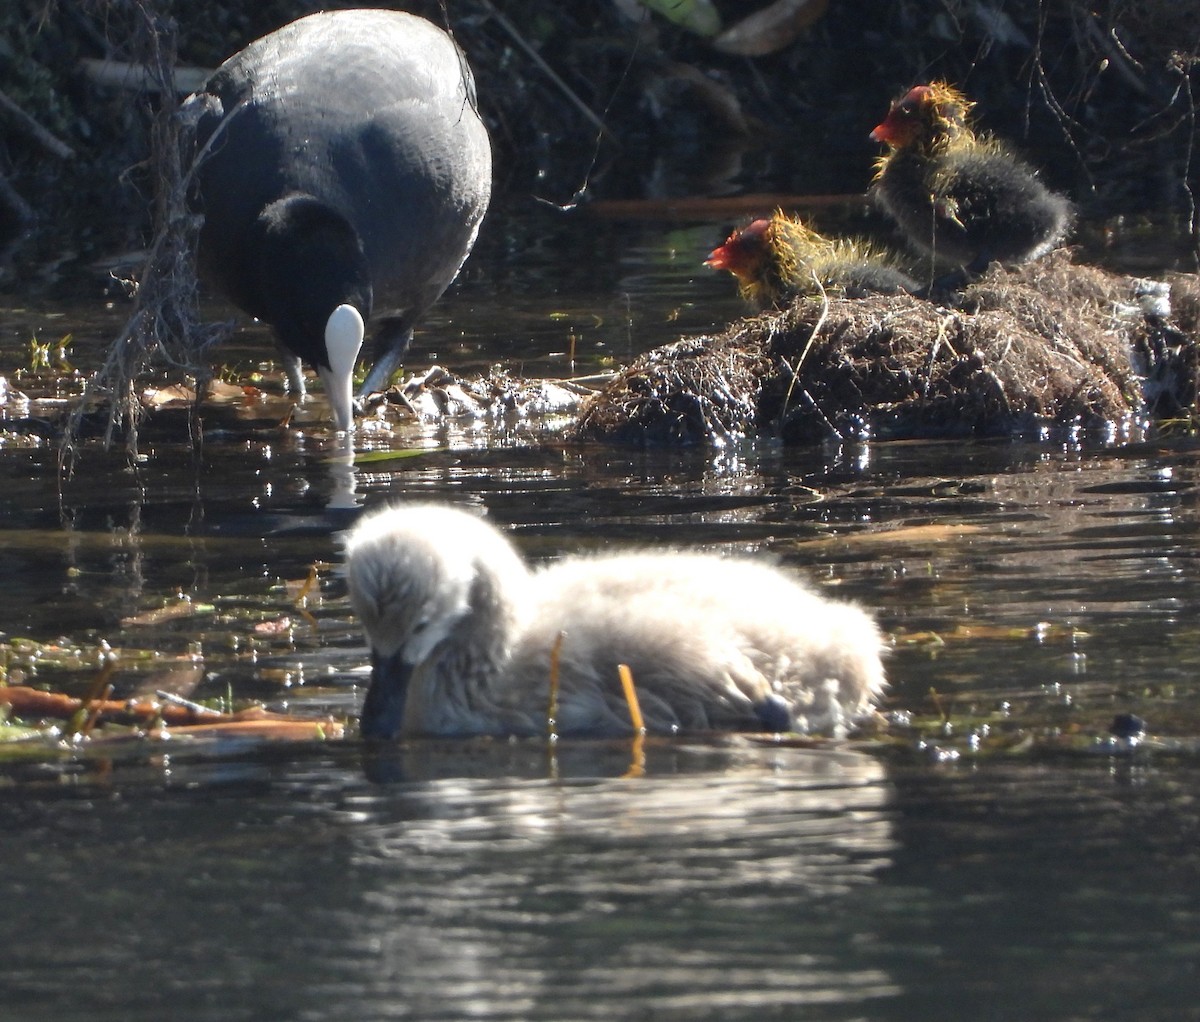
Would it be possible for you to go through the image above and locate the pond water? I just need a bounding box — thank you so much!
[1,201,1200,1020]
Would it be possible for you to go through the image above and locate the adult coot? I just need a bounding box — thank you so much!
[189,9,492,430]
[344,503,887,739]
[869,82,1070,274]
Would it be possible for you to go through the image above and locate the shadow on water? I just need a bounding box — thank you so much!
[1,201,1200,1018]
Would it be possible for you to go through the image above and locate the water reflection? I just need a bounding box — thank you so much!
[3,740,1199,1021]
[0,741,898,1022]
[327,745,895,1020]
[2,207,1200,1021]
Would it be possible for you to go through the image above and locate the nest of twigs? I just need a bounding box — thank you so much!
[571,251,1191,446]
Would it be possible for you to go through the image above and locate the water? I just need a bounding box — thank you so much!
[1,202,1200,1019]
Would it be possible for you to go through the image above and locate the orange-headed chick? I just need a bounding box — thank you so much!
[870,82,1071,272]
[706,212,917,308]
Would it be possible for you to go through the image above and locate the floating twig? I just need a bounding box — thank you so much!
[0,684,330,732]
[155,689,220,716]
[79,683,116,738]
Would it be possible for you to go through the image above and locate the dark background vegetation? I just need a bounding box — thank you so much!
[2,0,1199,275]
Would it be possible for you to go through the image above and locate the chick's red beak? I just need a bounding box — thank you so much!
[870,113,904,145]
[704,241,736,271]
[705,219,771,279]
[869,121,890,143]
[871,85,931,145]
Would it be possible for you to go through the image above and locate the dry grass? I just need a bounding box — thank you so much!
[60,3,229,472]
[572,252,1179,445]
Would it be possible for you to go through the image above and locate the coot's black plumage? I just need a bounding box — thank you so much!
[869,82,1070,275]
[189,9,492,429]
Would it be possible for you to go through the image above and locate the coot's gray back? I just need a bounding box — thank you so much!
[194,9,491,325]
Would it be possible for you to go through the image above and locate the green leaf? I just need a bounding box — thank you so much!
[637,0,722,37]
[352,448,441,465]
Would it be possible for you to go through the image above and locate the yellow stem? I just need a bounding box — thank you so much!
[617,663,645,733]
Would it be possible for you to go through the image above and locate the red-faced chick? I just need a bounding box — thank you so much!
[870,82,1071,277]
[705,212,917,309]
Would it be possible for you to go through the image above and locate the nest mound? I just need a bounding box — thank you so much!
[571,252,1183,446]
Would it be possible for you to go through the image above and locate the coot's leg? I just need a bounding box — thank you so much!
[280,348,307,398]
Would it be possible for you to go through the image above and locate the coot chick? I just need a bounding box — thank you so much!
[870,82,1070,274]
[706,212,917,308]
[345,503,887,740]
[189,9,492,430]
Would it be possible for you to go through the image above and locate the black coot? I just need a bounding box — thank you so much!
[188,9,492,429]
[869,82,1070,275]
